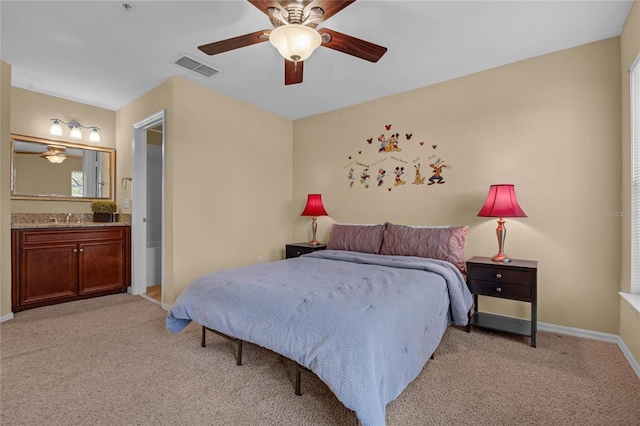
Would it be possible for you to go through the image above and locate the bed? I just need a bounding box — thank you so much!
[167,223,473,426]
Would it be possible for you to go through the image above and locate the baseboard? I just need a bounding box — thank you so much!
[539,321,640,379]
[538,322,619,343]
[1,312,14,323]
[618,336,640,379]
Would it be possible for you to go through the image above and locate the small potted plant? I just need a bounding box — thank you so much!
[91,200,118,222]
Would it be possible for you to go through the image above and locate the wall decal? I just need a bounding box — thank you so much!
[344,124,454,191]
[347,168,356,187]
[378,133,402,153]
[376,169,388,187]
[412,163,426,185]
[360,168,371,188]
[428,158,447,185]
[393,167,407,186]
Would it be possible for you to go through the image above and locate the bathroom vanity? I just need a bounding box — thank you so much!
[11,224,130,312]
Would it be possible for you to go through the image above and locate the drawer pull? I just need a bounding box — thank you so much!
[296,251,301,255]
[496,273,502,279]
[496,287,502,293]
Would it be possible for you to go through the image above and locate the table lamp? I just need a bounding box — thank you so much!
[300,194,328,246]
[478,184,527,263]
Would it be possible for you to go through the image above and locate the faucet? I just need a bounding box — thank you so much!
[65,213,72,223]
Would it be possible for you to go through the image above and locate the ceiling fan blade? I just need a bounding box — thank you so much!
[306,0,356,21]
[248,0,284,16]
[285,60,304,85]
[319,28,387,62]
[198,30,270,56]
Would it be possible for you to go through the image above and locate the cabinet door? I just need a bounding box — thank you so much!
[19,243,77,305]
[78,240,125,295]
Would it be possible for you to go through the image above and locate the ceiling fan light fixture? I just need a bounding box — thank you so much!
[269,24,322,62]
[41,145,67,164]
[46,153,66,164]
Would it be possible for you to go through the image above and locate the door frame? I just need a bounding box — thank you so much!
[131,110,166,308]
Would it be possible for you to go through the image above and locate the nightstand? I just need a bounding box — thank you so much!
[285,242,327,259]
[465,256,538,347]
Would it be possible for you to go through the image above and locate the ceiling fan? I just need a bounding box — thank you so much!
[39,146,67,164]
[197,0,387,85]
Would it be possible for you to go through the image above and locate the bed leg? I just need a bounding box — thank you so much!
[201,326,244,366]
[295,364,302,396]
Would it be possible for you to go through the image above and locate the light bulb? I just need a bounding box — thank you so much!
[70,125,82,140]
[50,120,63,136]
[89,128,101,143]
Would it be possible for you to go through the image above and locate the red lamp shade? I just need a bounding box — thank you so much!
[301,194,328,217]
[478,184,527,218]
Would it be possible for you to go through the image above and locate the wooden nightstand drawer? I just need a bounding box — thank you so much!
[468,266,532,286]
[467,280,532,302]
[285,243,327,259]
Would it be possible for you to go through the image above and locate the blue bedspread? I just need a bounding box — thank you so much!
[167,250,473,426]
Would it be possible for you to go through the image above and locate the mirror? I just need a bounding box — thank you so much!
[11,134,115,201]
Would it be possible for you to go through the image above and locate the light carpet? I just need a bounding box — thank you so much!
[1,294,638,425]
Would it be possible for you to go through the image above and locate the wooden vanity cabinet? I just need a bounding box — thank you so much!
[11,226,131,312]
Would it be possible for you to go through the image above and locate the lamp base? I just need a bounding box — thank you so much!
[491,253,512,263]
[308,238,320,246]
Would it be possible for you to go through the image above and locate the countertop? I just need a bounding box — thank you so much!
[12,221,131,229]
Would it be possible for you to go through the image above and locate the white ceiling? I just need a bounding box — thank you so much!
[0,0,633,120]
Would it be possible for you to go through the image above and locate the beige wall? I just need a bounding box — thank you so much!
[1,61,12,317]
[115,77,293,304]
[620,0,640,365]
[293,38,622,334]
[10,87,116,213]
[169,78,292,300]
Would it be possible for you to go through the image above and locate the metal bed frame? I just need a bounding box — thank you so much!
[201,325,434,396]
[201,325,308,394]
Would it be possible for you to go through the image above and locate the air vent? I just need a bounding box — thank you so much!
[174,55,220,77]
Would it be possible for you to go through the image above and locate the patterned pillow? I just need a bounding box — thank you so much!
[327,224,386,254]
[380,223,469,274]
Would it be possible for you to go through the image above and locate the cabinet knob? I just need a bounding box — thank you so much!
[496,287,502,293]
[79,248,84,252]
[496,273,502,279]
[296,251,301,255]
[73,248,78,252]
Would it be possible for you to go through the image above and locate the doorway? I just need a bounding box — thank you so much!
[131,110,166,308]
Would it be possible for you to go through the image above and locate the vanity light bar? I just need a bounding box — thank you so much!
[50,118,100,143]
